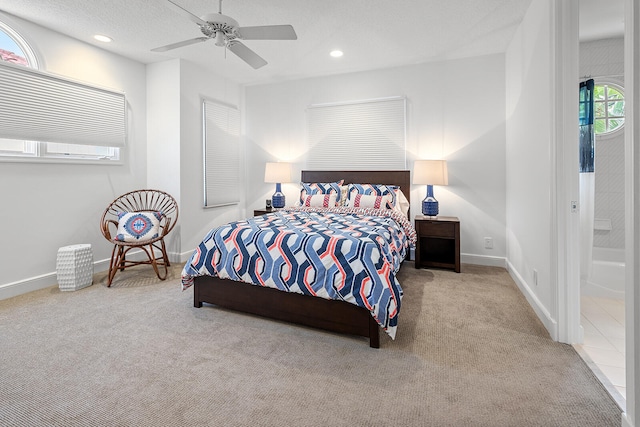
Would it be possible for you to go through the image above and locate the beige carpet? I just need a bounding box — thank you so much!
[0,263,621,426]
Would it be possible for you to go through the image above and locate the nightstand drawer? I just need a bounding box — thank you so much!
[418,221,455,238]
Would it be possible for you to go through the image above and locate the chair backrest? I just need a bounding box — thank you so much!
[101,189,179,240]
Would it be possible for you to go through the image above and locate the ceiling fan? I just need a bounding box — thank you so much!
[152,0,297,69]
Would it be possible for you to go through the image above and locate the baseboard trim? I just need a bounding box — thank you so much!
[178,250,194,263]
[461,253,507,268]
[621,413,633,427]
[0,249,182,301]
[506,260,558,340]
[0,271,59,301]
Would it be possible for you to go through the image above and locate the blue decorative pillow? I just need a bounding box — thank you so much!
[115,211,162,243]
[346,184,399,209]
[298,180,343,207]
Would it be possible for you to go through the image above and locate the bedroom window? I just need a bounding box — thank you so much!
[306,96,407,170]
[202,98,241,208]
[0,21,123,163]
[594,83,624,135]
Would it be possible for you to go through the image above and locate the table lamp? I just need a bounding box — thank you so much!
[413,160,448,216]
[264,162,292,208]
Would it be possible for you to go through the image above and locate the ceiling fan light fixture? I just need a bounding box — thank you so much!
[215,31,226,47]
[330,50,344,58]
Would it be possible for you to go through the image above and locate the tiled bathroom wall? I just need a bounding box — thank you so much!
[579,38,625,250]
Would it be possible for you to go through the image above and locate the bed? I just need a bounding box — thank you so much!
[181,170,414,348]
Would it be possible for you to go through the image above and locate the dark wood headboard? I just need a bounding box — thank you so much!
[301,170,411,205]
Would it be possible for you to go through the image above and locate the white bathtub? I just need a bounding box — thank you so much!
[582,247,625,300]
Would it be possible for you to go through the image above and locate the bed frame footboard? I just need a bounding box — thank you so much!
[193,276,380,348]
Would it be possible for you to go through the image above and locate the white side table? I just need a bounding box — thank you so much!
[57,244,94,291]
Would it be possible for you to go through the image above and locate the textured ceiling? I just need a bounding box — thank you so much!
[0,0,624,86]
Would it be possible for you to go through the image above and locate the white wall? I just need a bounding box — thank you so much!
[0,12,147,298]
[178,60,244,258]
[244,55,507,265]
[505,0,558,335]
[146,58,243,262]
[147,59,182,260]
[147,60,181,202]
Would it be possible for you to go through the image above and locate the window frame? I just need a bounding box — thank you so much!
[593,80,625,138]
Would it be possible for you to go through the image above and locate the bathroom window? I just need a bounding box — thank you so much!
[594,83,624,135]
[0,20,122,163]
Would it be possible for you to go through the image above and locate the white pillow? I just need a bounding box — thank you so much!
[393,189,410,217]
[339,185,349,206]
[301,193,338,208]
[346,193,393,209]
[115,211,162,243]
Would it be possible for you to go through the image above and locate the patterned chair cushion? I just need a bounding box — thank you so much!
[115,211,162,243]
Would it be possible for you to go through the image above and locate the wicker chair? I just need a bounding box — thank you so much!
[100,189,179,287]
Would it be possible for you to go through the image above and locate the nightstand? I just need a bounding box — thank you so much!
[414,215,460,273]
[254,208,276,216]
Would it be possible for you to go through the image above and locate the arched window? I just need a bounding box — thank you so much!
[0,22,38,155]
[0,21,122,163]
[0,20,37,68]
[594,83,625,135]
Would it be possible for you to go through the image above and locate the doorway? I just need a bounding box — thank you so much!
[574,0,627,410]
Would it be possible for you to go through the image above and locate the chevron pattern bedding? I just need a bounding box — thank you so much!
[181,207,416,339]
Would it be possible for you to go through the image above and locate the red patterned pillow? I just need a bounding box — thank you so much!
[298,180,344,207]
[346,183,398,209]
[302,193,337,208]
[346,194,392,209]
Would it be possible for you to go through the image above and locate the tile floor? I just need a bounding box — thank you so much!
[574,296,626,410]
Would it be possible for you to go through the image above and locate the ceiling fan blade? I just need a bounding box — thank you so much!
[151,37,209,52]
[237,25,297,40]
[166,0,208,26]
[227,41,268,69]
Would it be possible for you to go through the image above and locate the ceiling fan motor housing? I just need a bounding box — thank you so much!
[199,13,240,42]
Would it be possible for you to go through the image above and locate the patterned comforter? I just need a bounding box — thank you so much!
[181,207,417,339]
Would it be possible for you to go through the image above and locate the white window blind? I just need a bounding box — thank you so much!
[0,62,126,147]
[306,96,406,170]
[203,98,240,208]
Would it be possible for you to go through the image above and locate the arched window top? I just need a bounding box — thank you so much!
[0,20,38,68]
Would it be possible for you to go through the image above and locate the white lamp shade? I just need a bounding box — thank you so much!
[264,162,292,183]
[413,160,448,185]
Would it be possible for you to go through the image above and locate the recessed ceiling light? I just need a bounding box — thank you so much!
[94,35,112,43]
[330,50,343,58]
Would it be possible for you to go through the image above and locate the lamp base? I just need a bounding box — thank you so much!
[272,183,285,208]
[422,198,439,216]
[422,185,439,216]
